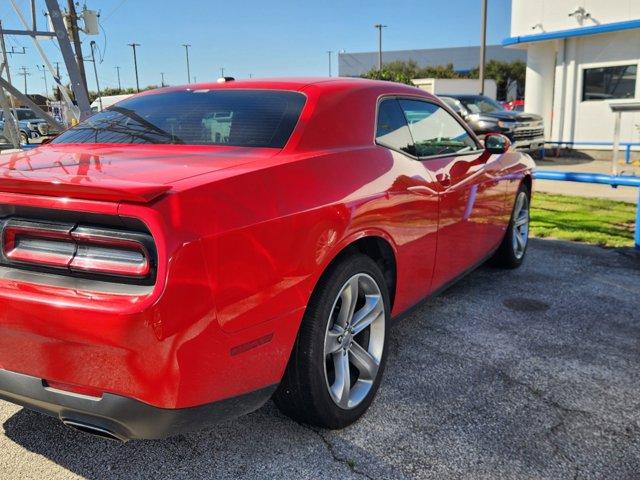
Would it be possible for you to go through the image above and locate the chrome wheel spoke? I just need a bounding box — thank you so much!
[331,351,351,408]
[325,326,344,355]
[336,276,359,328]
[351,294,383,335]
[349,341,379,381]
[515,215,528,227]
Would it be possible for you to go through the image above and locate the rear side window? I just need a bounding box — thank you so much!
[375,99,414,155]
[53,90,306,148]
[398,99,477,157]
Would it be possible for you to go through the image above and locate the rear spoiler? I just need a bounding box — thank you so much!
[0,175,171,203]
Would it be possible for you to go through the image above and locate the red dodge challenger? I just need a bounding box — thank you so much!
[0,78,533,441]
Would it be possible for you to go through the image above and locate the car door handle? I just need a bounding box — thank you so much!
[407,185,438,196]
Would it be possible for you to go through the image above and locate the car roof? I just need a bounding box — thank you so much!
[142,77,431,97]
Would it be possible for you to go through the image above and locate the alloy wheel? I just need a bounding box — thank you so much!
[323,273,385,410]
[512,191,529,259]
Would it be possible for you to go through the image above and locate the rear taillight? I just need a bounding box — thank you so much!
[1,218,156,284]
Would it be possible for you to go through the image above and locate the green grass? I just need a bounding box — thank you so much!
[530,193,636,248]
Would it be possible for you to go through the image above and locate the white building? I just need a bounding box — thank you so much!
[506,1,640,157]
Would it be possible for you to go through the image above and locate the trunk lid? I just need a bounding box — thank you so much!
[0,144,278,203]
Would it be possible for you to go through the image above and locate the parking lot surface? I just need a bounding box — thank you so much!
[1,238,639,479]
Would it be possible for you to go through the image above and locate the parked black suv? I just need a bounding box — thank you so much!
[440,94,545,154]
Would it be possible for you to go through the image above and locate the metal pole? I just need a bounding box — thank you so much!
[220,67,224,78]
[636,188,640,251]
[54,61,61,100]
[90,41,102,111]
[30,0,37,31]
[611,111,621,176]
[161,72,165,87]
[479,0,488,95]
[182,44,191,84]
[374,24,387,71]
[0,21,17,108]
[327,50,332,77]
[39,65,49,98]
[128,43,140,92]
[44,0,92,119]
[19,66,29,94]
[0,20,19,148]
[115,66,122,90]
[67,0,88,93]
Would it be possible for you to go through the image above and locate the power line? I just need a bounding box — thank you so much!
[102,0,129,23]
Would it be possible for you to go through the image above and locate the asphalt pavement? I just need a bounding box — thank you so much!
[1,238,639,479]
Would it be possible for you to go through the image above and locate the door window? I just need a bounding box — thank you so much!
[375,98,414,156]
[399,99,477,157]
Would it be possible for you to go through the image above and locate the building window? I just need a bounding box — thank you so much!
[582,65,637,101]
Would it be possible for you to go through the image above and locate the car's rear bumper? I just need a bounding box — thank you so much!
[0,368,276,441]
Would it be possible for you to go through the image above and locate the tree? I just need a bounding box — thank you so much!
[362,59,526,100]
[87,86,160,103]
[469,60,526,99]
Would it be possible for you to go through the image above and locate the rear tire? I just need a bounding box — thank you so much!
[273,253,390,429]
[492,183,531,269]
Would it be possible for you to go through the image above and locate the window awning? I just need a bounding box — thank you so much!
[503,19,640,46]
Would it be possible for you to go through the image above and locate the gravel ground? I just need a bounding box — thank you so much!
[1,238,639,479]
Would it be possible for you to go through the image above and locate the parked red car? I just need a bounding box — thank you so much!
[503,99,525,111]
[0,78,534,441]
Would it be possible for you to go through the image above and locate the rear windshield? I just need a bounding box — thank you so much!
[53,89,306,148]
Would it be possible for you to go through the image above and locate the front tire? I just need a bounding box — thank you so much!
[274,254,390,429]
[492,183,531,269]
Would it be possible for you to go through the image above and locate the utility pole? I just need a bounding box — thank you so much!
[374,24,387,72]
[0,19,19,147]
[327,51,332,77]
[160,72,166,87]
[67,0,88,94]
[182,44,191,84]
[220,67,224,78]
[114,66,122,90]
[18,66,30,94]
[90,41,102,110]
[54,61,61,100]
[0,20,16,103]
[37,64,49,98]
[128,43,141,92]
[479,0,488,95]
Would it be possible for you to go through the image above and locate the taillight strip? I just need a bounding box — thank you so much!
[0,218,156,284]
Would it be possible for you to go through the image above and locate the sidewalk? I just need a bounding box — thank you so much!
[534,156,640,203]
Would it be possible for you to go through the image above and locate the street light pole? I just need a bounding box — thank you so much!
[479,0,488,95]
[182,44,191,83]
[114,66,122,90]
[128,43,141,92]
[327,50,332,77]
[374,24,387,72]
[90,41,102,111]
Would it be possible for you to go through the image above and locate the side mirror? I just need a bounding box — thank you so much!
[484,133,511,154]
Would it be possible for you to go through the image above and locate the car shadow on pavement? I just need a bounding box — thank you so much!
[2,396,399,479]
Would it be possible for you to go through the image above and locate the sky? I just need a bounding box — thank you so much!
[0,0,512,95]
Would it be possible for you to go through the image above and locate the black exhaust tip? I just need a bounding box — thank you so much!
[62,419,128,442]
